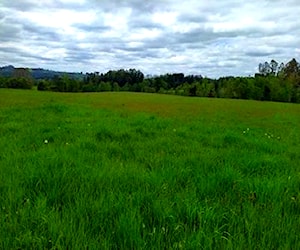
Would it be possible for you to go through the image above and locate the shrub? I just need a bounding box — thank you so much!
[6,77,33,89]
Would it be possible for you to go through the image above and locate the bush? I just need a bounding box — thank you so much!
[6,77,33,89]
[37,80,50,91]
[82,84,97,92]
[0,77,8,88]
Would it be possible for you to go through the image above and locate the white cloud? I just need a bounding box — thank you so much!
[128,28,162,41]
[20,9,96,30]
[152,11,178,27]
[0,0,299,78]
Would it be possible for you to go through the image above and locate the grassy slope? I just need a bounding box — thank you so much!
[0,89,300,249]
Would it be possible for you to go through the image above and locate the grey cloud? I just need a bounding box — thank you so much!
[0,0,299,78]
[65,50,95,62]
[63,42,118,64]
[128,17,163,30]
[73,23,110,32]
[114,45,145,53]
[90,0,171,13]
[133,27,231,55]
[177,13,208,24]
[0,11,5,20]
[22,23,62,42]
[24,53,56,62]
[0,0,37,11]
[0,12,61,45]
[245,50,281,57]
[118,48,166,60]
[1,0,86,12]
[176,28,222,44]
[0,46,23,55]
[52,1,90,10]
[0,45,55,63]
[0,22,22,43]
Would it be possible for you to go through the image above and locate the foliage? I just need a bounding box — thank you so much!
[5,77,33,89]
[0,68,34,89]
[1,58,300,103]
[0,76,8,88]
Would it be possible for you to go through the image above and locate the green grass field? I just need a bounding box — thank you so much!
[1,89,300,249]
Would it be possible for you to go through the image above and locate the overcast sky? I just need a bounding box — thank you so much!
[0,0,299,78]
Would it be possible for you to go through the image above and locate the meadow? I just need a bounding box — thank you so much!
[0,89,300,249]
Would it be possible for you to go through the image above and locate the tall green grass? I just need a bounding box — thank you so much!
[0,89,300,249]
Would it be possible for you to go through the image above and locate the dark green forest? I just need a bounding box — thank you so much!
[1,58,300,103]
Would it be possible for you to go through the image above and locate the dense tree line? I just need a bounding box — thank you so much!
[1,58,299,103]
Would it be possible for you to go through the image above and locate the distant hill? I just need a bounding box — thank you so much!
[0,65,85,80]
[0,65,15,77]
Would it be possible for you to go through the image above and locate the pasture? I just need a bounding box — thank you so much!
[0,89,300,249]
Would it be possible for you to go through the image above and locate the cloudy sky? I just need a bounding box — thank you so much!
[0,0,299,78]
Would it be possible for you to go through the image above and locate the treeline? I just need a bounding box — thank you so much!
[1,58,299,103]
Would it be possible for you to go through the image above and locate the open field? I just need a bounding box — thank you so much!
[1,89,300,249]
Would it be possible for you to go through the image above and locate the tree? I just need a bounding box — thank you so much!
[270,59,278,75]
[282,58,300,79]
[98,81,111,92]
[6,77,33,89]
[281,58,300,102]
[258,61,272,76]
[37,79,50,91]
[152,77,167,92]
[112,82,120,92]
[258,60,282,76]
[13,68,32,79]
[0,77,7,88]
[277,62,285,77]
[9,68,34,89]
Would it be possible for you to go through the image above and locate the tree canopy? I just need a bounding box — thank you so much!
[1,58,300,103]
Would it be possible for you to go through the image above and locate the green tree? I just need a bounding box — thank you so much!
[259,62,271,76]
[195,79,215,97]
[6,77,33,89]
[6,68,34,89]
[152,78,167,92]
[281,58,300,102]
[98,81,112,92]
[0,77,7,88]
[37,80,50,91]
[112,82,120,92]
